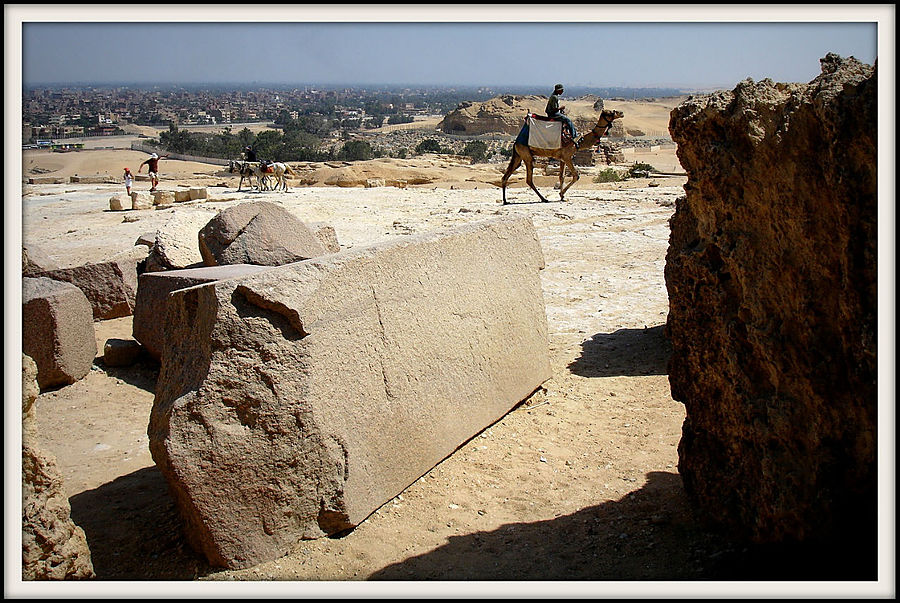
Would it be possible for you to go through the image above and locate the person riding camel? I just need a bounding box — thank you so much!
[546,83,577,141]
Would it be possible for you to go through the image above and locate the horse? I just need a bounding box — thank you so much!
[260,162,297,192]
[500,109,624,204]
[228,160,265,192]
[229,160,297,192]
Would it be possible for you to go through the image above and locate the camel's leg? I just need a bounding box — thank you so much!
[559,158,579,201]
[558,161,566,199]
[524,157,549,203]
[500,152,523,205]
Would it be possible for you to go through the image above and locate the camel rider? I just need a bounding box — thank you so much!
[546,83,577,140]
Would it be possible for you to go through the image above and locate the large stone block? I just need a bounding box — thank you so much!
[665,54,877,546]
[109,194,129,211]
[149,216,551,568]
[198,201,327,267]
[151,190,176,206]
[131,192,153,210]
[35,247,147,320]
[22,278,97,390]
[189,187,208,200]
[133,264,274,360]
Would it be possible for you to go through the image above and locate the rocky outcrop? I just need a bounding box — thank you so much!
[438,94,613,138]
[148,216,551,569]
[439,95,543,135]
[198,202,328,267]
[665,54,877,545]
[22,278,97,390]
[22,354,95,580]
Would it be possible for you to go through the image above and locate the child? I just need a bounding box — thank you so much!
[124,167,133,195]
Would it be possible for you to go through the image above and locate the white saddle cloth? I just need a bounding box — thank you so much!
[527,117,562,149]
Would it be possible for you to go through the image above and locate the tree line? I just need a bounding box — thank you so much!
[157,117,503,164]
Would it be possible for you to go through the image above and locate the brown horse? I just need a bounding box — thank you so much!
[500,109,624,204]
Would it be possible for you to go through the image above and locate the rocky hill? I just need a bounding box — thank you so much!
[438,94,672,139]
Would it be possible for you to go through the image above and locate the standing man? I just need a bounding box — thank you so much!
[546,83,577,140]
[138,152,169,192]
[244,146,257,162]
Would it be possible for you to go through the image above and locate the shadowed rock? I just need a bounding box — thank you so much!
[149,215,551,569]
[34,247,148,320]
[665,54,877,546]
[22,277,97,390]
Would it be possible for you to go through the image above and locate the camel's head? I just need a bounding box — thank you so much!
[600,109,625,123]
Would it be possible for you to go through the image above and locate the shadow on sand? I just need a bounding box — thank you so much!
[568,324,672,378]
[369,470,877,582]
[68,466,212,580]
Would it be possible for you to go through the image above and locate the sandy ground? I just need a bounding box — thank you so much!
[15,111,866,597]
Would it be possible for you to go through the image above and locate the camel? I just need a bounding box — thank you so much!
[500,109,624,205]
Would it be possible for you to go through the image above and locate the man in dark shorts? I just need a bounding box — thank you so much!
[138,152,169,191]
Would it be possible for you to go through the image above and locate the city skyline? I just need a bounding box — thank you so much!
[9,7,886,91]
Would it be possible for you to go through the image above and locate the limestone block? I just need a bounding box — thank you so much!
[198,201,327,267]
[70,175,113,184]
[666,54,877,545]
[22,278,97,390]
[189,187,208,200]
[133,264,273,360]
[174,190,193,203]
[152,190,176,206]
[109,194,129,211]
[149,216,551,568]
[365,178,386,188]
[131,192,153,210]
[22,354,95,579]
[22,244,59,276]
[144,211,217,273]
[135,232,156,248]
[35,248,146,319]
[393,179,408,189]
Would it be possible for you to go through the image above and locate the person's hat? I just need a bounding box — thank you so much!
[124,167,130,171]
[554,83,564,92]
[150,153,158,159]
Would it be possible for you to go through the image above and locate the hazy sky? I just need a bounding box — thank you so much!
[10,6,887,90]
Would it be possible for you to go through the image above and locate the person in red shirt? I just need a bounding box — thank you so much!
[138,152,169,191]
